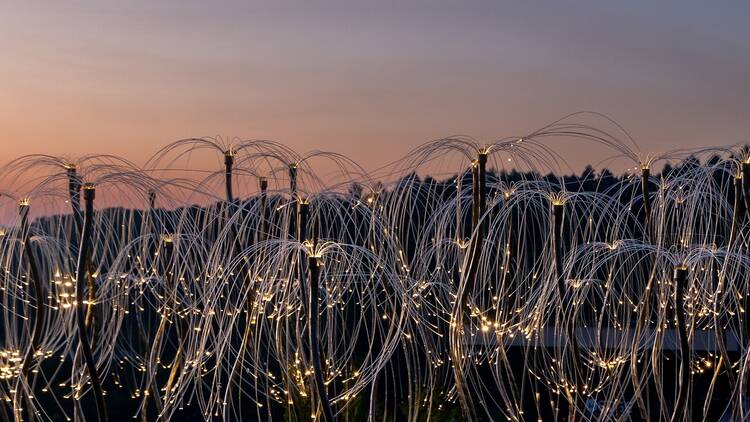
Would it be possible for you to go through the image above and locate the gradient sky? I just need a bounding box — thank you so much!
[2,1,749,176]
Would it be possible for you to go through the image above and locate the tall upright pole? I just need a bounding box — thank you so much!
[75,184,107,422]
[289,164,298,238]
[552,201,565,295]
[671,266,690,422]
[641,165,652,239]
[742,162,750,222]
[289,164,298,201]
[298,200,334,421]
[552,199,579,421]
[224,150,234,203]
[477,150,487,231]
[307,255,334,422]
[297,199,309,242]
[67,166,83,236]
[259,177,268,242]
[471,161,480,230]
[16,200,45,421]
[147,190,158,263]
[465,151,487,299]
[730,176,744,246]
[147,190,156,210]
[454,152,488,420]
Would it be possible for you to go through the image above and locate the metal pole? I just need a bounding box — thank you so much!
[224,150,234,203]
[671,266,690,422]
[75,184,107,422]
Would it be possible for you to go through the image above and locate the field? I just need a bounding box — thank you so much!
[1,114,748,421]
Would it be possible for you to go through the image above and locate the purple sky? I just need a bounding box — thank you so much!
[2,1,749,178]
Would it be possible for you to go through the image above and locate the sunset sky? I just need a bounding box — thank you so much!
[2,1,749,177]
